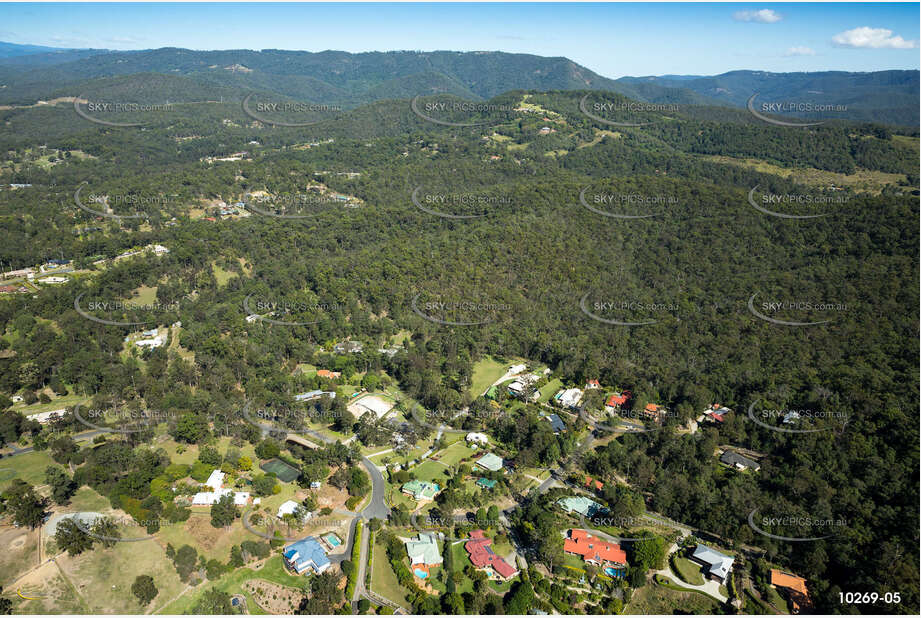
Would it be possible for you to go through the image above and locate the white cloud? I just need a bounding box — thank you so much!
[784,46,816,57]
[733,9,782,24]
[831,27,916,49]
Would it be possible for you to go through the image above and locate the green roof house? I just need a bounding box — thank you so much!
[476,478,498,489]
[404,533,443,567]
[558,496,606,517]
[476,453,504,473]
[401,480,441,501]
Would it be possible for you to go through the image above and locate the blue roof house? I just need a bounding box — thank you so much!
[283,536,331,575]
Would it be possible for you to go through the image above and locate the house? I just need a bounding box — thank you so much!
[36,276,68,284]
[191,488,250,506]
[545,414,566,434]
[642,403,667,422]
[690,544,734,585]
[558,496,606,518]
[476,453,504,473]
[538,127,552,134]
[605,391,632,412]
[464,530,519,580]
[783,411,801,424]
[466,432,489,446]
[508,363,527,374]
[584,476,604,491]
[283,536,331,575]
[564,529,627,569]
[245,314,260,323]
[277,500,300,519]
[0,285,27,294]
[294,390,335,402]
[720,450,761,471]
[770,569,812,613]
[206,469,225,490]
[555,388,583,409]
[134,335,165,349]
[10,395,23,403]
[310,481,322,489]
[702,404,731,423]
[316,369,341,379]
[404,533,443,567]
[26,409,66,424]
[585,379,600,389]
[1,267,35,280]
[401,480,440,501]
[476,478,498,490]
[333,340,363,354]
[508,374,540,400]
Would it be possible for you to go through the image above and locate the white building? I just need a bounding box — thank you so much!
[206,469,225,491]
[135,335,165,349]
[277,500,300,519]
[466,432,489,446]
[508,363,527,374]
[26,409,66,424]
[191,488,250,506]
[556,388,583,409]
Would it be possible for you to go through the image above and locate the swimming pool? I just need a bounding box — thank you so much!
[414,569,428,579]
[325,533,341,547]
[604,566,624,577]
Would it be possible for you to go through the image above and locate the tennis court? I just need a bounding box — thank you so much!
[260,458,301,483]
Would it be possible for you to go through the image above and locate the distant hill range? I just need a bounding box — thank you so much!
[0,41,916,126]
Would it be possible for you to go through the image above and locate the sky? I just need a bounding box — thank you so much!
[0,2,918,77]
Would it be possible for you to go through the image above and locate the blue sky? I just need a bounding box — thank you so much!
[1,2,917,77]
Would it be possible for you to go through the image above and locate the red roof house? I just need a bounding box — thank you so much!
[465,530,519,580]
[564,529,627,566]
[605,391,632,409]
[585,476,604,491]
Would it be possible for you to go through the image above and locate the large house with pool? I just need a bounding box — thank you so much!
[564,529,627,576]
[283,536,331,575]
[404,532,443,580]
[464,529,519,581]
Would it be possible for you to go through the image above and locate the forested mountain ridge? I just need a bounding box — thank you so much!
[0,44,916,125]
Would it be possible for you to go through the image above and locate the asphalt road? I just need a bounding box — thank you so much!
[2,429,108,457]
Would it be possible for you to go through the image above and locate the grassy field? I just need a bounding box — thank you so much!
[538,378,563,403]
[627,576,720,614]
[434,441,477,467]
[701,154,908,194]
[155,511,253,563]
[11,562,88,615]
[469,356,511,397]
[56,532,187,614]
[66,486,112,512]
[212,262,238,287]
[410,460,452,484]
[671,554,705,585]
[1,449,56,489]
[9,392,88,416]
[370,536,410,608]
[0,526,39,588]
[126,284,158,306]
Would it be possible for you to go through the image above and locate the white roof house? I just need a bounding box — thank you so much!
[508,364,527,374]
[206,469,225,491]
[277,500,300,519]
[466,432,489,445]
[135,335,165,348]
[557,388,583,409]
[191,488,250,506]
[27,409,66,424]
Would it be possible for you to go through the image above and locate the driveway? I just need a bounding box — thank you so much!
[653,542,728,604]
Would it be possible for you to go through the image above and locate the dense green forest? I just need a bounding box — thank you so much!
[0,84,918,614]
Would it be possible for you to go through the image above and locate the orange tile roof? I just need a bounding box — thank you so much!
[585,476,604,490]
[770,570,809,596]
[564,529,626,565]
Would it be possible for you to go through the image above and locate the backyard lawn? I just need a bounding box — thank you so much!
[671,554,705,585]
[1,449,56,489]
[469,356,511,397]
[370,537,410,608]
